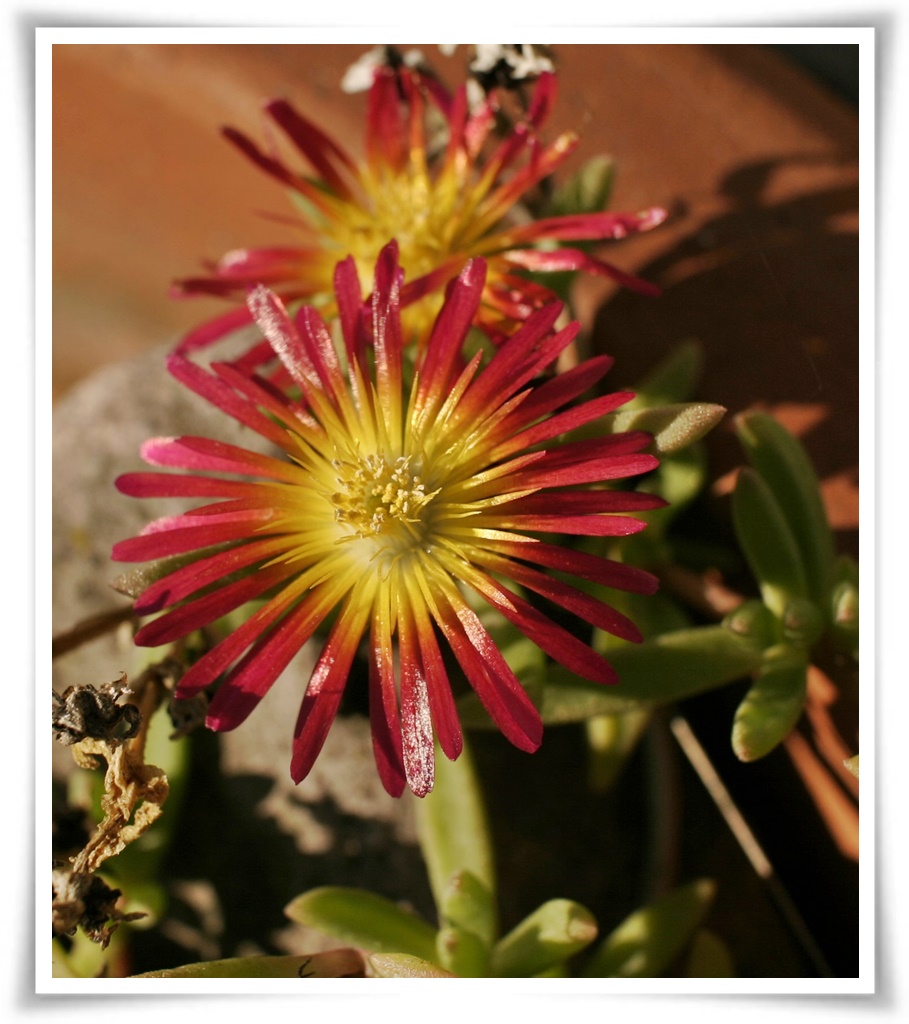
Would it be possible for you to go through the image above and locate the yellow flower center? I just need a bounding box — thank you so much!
[331,453,438,552]
[322,160,479,337]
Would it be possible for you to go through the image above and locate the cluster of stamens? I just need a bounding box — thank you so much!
[332,453,437,543]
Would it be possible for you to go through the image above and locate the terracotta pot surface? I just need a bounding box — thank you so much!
[52,41,858,528]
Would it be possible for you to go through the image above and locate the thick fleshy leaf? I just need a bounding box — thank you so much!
[367,953,455,978]
[438,870,498,951]
[631,340,705,406]
[686,929,736,978]
[731,644,808,762]
[721,599,781,652]
[285,888,438,962]
[491,899,598,977]
[780,596,825,648]
[547,153,615,218]
[601,402,726,455]
[593,625,764,704]
[131,950,365,979]
[732,467,809,619]
[583,879,716,978]
[508,625,766,724]
[736,411,836,605]
[585,708,653,792]
[830,555,859,658]
[436,925,490,978]
[415,736,497,934]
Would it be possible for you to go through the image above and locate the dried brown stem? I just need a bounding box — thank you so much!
[52,605,137,659]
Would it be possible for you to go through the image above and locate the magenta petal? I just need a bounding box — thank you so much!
[507,490,667,515]
[415,258,486,411]
[408,597,462,762]
[477,554,643,643]
[134,561,295,647]
[265,98,357,199]
[498,207,669,246]
[140,435,301,482]
[133,536,292,614]
[497,513,650,537]
[422,575,542,753]
[290,596,372,785]
[505,246,662,297]
[166,354,291,447]
[469,573,619,685]
[368,592,407,798]
[458,304,568,418]
[506,356,616,426]
[399,655,435,798]
[115,472,249,500]
[488,538,660,595]
[493,391,637,457]
[508,453,659,490]
[176,582,339,698]
[169,304,255,355]
[112,509,274,562]
[368,656,407,799]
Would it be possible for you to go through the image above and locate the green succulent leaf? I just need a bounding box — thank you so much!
[548,154,615,217]
[414,736,497,936]
[367,953,456,978]
[436,924,490,977]
[470,625,764,726]
[722,599,780,651]
[284,887,437,962]
[585,708,653,791]
[686,929,736,978]
[640,444,710,525]
[602,402,726,455]
[732,466,809,618]
[731,644,808,762]
[439,870,497,949]
[491,899,598,977]
[596,625,765,704]
[735,411,836,604]
[830,557,859,658]
[781,596,825,648]
[583,879,716,978]
[632,340,705,406]
[131,950,365,978]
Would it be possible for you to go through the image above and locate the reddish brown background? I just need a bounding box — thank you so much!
[52,42,859,532]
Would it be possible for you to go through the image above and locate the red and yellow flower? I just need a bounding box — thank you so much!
[115,244,664,797]
[175,61,666,349]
